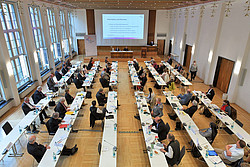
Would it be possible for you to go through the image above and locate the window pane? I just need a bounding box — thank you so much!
[3,4,12,29]
[11,60,18,82]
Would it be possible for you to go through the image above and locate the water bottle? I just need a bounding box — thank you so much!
[35,108,38,114]
[188,123,191,130]
[231,122,234,129]
[151,143,154,149]
[205,149,209,158]
[150,149,153,158]
[53,152,56,161]
[141,108,143,113]
[114,123,117,131]
[19,126,22,134]
[148,126,151,135]
[67,124,70,132]
[113,147,116,158]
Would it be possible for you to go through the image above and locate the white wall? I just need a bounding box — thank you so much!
[74,9,87,34]
[169,0,250,112]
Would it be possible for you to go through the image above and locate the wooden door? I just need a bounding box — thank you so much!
[77,39,85,55]
[214,57,234,93]
[183,45,192,70]
[157,40,165,55]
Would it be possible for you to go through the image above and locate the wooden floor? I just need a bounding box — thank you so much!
[0,55,249,167]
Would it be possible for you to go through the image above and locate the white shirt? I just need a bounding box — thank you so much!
[224,144,244,162]
[164,145,174,158]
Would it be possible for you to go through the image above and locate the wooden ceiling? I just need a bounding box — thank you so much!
[38,0,219,9]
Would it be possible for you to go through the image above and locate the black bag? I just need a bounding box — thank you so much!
[49,101,56,106]
[154,83,161,89]
[86,91,92,98]
[191,146,201,158]
[203,108,212,118]
[175,121,181,130]
[61,145,78,156]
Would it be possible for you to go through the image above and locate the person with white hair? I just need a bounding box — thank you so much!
[32,86,47,104]
[47,112,62,133]
[54,98,70,118]
[27,135,50,163]
[183,100,198,118]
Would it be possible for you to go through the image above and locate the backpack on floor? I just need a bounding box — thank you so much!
[203,108,212,118]
[86,91,92,98]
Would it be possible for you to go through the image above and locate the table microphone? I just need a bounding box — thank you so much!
[141,118,153,126]
[104,140,117,151]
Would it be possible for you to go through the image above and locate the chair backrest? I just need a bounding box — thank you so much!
[235,119,243,127]
[98,142,102,155]
[45,120,54,135]
[31,94,35,104]
[176,146,185,166]
[184,99,191,107]
[210,129,218,145]
[165,123,170,135]
[231,107,237,120]
[2,121,13,135]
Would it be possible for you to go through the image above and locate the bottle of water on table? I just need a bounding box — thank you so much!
[53,152,56,161]
[113,146,116,158]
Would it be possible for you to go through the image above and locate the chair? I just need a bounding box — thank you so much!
[166,123,170,135]
[226,158,243,167]
[45,121,55,135]
[184,99,191,107]
[176,146,185,166]
[98,142,102,155]
[223,119,243,135]
[2,121,13,135]
[31,94,36,104]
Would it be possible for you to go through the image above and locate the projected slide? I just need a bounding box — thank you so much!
[102,14,144,39]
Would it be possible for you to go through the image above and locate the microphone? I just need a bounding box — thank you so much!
[141,117,152,126]
[104,140,117,151]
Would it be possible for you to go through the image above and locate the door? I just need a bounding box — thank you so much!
[168,40,172,55]
[77,39,85,55]
[213,57,234,93]
[183,44,192,70]
[157,39,165,55]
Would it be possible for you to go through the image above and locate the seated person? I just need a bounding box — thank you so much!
[27,135,50,163]
[241,150,250,167]
[221,100,232,117]
[146,88,155,104]
[101,68,110,81]
[177,89,192,105]
[55,68,62,81]
[106,63,112,75]
[123,46,129,51]
[161,69,170,84]
[105,57,109,65]
[47,74,58,92]
[151,98,163,118]
[214,140,246,164]
[47,112,62,134]
[77,70,86,81]
[150,57,155,64]
[183,100,198,118]
[73,75,86,91]
[61,64,69,75]
[96,88,107,106]
[157,63,164,74]
[22,97,49,124]
[87,58,93,70]
[199,122,218,144]
[139,73,147,91]
[138,67,144,77]
[152,61,158,70]
[32,86,46,104]
[66,59,72,68]
[205,85,215,101]
[174,63,183,72]
[65,88,74,105]
[167,55,173,65]
[100,75,112,91]
[150,40,154,46]
[133,60,139,71]
[89,100,105,128]
[149,117,169,142]
[115,47,120,51]
[54,98,70,118]
[160,133,180,166]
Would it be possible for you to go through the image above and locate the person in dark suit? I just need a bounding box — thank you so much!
[61,64,68,75]
[65,88,74,105]
[32,86,46,104]
[184,100,198,118]
[77,70,86,81]
[123,46,128,51]
[106,63,112,75]
[139,72,147,91]
[167,55,173,65]
[206,85,215,101]
[54,98,70,118]
[22,97,49,124]
[73,75,86,91]
[150,40,154,46]
[55,68,62,81]
[157,63,165,74]
[149,117,170,142]
[100,75,112,91]
[177,89,193,105]
[115,47,120,51]
[89,100,105,128]
[47,112,62,134]
[174,63,183,72]
[133,60,139,71]
[66,59,72,68]
[47,74,58,92]
[96,88,107,106]
[138,67,144,77]
[160,133,180,166]
[27,135,50,163]
[87,58,94,70]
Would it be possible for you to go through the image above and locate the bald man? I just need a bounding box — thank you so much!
[47,74,58,92]
[47,112,62,133]
[177,89,193,105]
[27,135,50,163]
[32,86,46,104]
[149,117,169,142]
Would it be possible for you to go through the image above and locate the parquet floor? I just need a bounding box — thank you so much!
[0,55,249,167]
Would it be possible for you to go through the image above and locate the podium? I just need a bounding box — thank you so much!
[141,47,147,58]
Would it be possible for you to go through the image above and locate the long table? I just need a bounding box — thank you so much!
[110,51,133,58]
[0,92,55,161]
[163,91,226,167]
[38,91,86,167]
[128,61,141,87]
[99,91,118,167]
[134,91,168,167]
[109,61,118,87]
[161,61,192,86]
[82,61,100,87]
[144,61,166,87]
[193,91,250,148]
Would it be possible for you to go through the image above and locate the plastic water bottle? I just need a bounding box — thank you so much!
[19,126,22,134]
[150,149,153,158]
[67,124,70,132]
[114,123,117,131]
[148,126,151,135]
[113,147,116,158]
[35,108,38,114]
[231,122,234,129]
[188,123,191,130]
[205,149,209,158]
[53,152,56,161]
